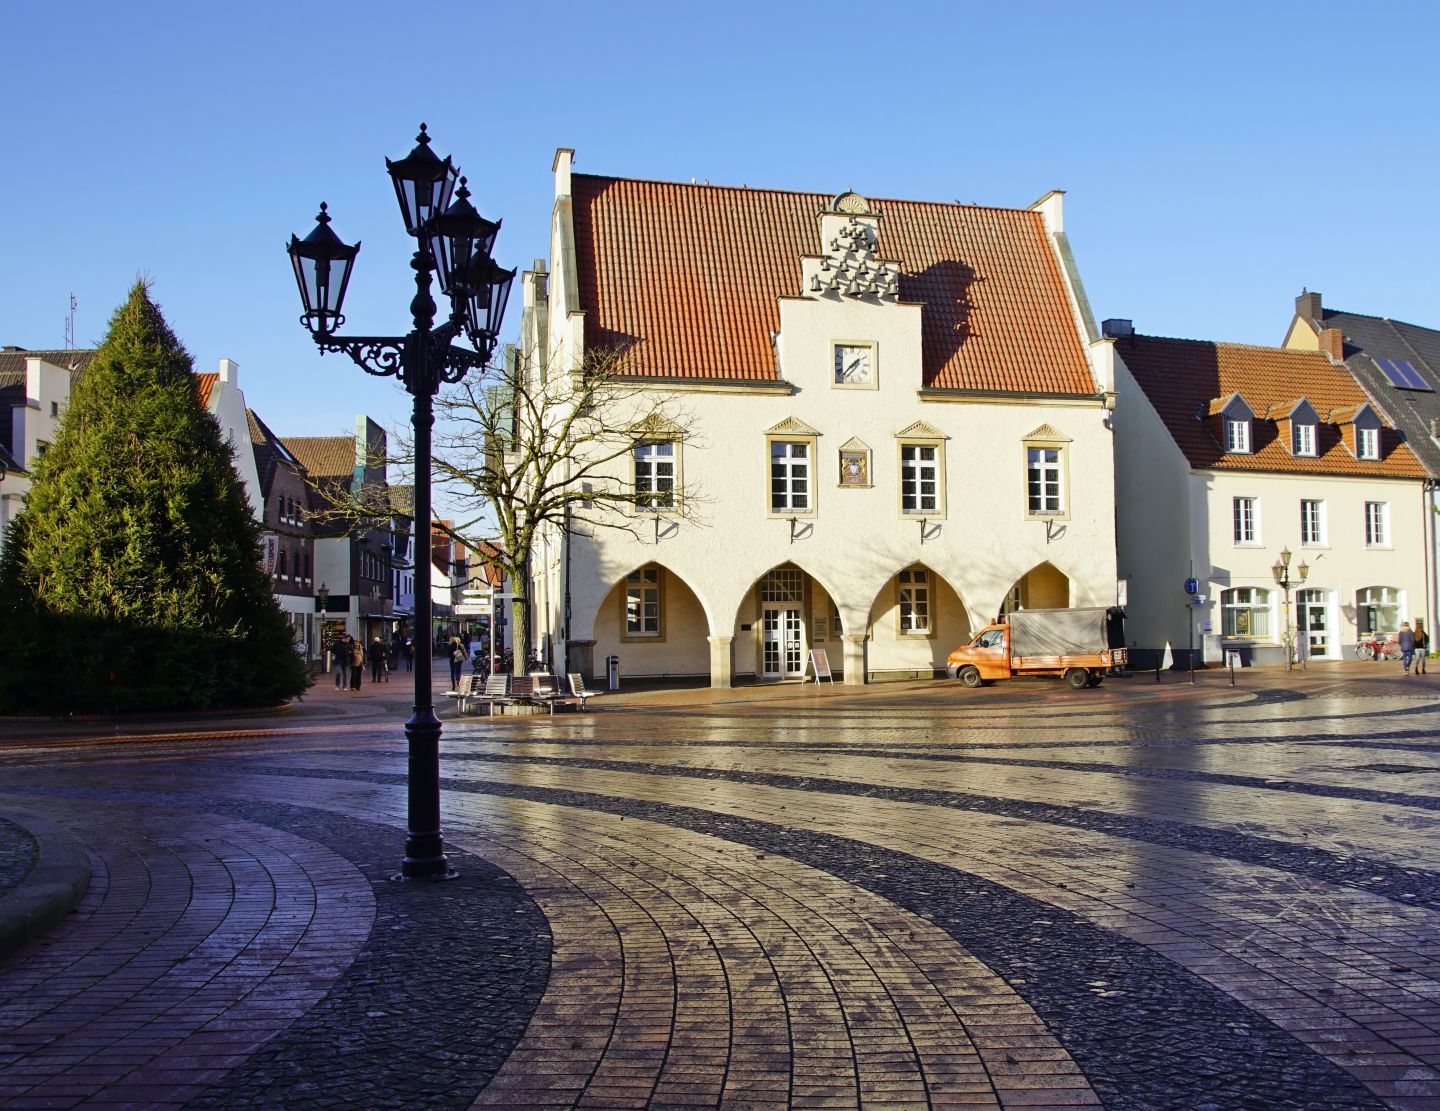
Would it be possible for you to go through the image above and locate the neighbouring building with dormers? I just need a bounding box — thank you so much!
[1283,290,1440,635]
[520,151,1120,686]
[1110,323,1430,667]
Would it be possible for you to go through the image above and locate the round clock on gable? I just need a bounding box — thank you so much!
[834,343,873,385]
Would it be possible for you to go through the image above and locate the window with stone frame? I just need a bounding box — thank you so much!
[1026,446,1064,515]
[770,441,811,513]
[624,565,663,638]
[899,444,939,514]
[897,567,931,635]
[633,440,676,510]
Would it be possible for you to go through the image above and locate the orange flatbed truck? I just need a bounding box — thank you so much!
[945,607,1126,690]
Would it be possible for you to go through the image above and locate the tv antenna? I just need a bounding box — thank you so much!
[64,293,77,348]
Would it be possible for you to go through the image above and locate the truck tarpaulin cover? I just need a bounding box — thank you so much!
[1008,608,1108,657]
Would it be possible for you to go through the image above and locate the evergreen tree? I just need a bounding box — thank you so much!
[0,282,308,713]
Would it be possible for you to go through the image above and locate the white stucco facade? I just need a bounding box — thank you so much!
[1113,344,1430,666]
[0,354,73,541]
[524,155,1119,686]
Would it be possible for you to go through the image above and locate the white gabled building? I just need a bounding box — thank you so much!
[1109,323,1430,667]
[520,151,1120,687]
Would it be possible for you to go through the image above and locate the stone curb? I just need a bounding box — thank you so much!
[0,809,91,959]
[0,702,295,726]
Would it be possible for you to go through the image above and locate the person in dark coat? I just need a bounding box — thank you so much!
[371,636,387,683]
[1399,622,1416,675]
[1415,620,1429,675]
[330,634,351,691]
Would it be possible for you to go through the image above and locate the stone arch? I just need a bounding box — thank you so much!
[863,560,975,680]
[728,560,852,684]
[581,560,714,684]
[1000,561,1072,615]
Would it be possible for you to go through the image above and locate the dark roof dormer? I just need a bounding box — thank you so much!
[1267,398,1319,457]
[1202,392,1255,454]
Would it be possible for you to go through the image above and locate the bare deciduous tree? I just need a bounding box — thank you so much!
[371,343,701,664]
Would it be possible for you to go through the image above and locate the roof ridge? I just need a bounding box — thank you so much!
[1324,304,1440,334]
[571,171,1041,216]
[1126,333,1333,359]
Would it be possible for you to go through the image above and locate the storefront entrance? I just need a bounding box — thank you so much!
[762,607,805,679]
[1297,588,1329,658]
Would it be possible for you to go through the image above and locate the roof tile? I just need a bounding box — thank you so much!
[571,175,1095,395]
[1117,335,1426,479]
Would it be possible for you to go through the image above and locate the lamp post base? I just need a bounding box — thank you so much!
[398,706,457,881]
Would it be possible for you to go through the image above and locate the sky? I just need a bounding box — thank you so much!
[3,1,1438,448]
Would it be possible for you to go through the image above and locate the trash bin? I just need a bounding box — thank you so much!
[606,655,620,691]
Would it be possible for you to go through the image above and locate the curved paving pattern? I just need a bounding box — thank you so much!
[3,667,1440,1107]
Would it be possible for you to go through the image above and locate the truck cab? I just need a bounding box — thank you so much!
[945,625,1011,685]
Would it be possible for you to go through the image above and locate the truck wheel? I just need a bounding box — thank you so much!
[1064,667,1090,690]
[957,665,983,688]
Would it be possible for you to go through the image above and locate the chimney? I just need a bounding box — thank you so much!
[1318,327,1345,363]
[1101,318,1134,338]
[1296,289,1322,321]
[217,357,239,385]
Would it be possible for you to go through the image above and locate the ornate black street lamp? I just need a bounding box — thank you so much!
[288,124,514,880]
[1271,545,1309,671]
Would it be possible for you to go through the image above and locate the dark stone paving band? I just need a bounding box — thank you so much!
[451,753,1440,913]
[453,776,1383,1111]
[796,746,1440,814]
[175,800,552,1109]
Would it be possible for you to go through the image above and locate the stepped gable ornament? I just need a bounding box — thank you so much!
[809,192,900,300]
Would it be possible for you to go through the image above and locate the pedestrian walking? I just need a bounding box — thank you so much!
[448,636,465,691]
[403,637,415,673]
[1416,620,1430,675]
[1399,621,1416,675]
[330,635,350,691]
[351,637,364,690]
[370,636,386,683]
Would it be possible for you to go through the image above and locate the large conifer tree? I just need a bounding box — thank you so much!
[0,282,308,712]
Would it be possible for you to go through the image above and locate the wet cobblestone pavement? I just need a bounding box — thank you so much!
[3,663,1440,1108]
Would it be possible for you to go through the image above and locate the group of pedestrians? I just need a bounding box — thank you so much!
[326,631,417,691]
[1399,620,1430,676]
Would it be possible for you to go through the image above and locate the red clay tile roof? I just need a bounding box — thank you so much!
[194,372,218,409]
[1116,335,1426,478]
[571,174,1096,395]
[283,436,356,482]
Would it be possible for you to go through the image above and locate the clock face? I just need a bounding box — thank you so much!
[834,344,873,385]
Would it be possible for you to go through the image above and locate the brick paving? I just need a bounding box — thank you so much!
[0,663,1439,1106]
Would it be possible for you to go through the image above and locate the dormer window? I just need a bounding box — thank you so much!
[1224,418,1250,454]
[1293,421,1316,457]
[1357,426,1379,460]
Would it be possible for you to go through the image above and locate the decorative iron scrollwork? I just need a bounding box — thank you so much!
[318,338,405,380]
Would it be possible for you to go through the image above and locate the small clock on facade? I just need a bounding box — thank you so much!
[834,343,874,386]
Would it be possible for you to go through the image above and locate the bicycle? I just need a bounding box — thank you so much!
[1355,634,1401,660]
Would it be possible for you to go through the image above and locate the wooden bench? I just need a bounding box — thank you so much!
[567,673,602,710]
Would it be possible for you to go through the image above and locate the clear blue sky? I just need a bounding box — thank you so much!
[3,1,1437,444]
